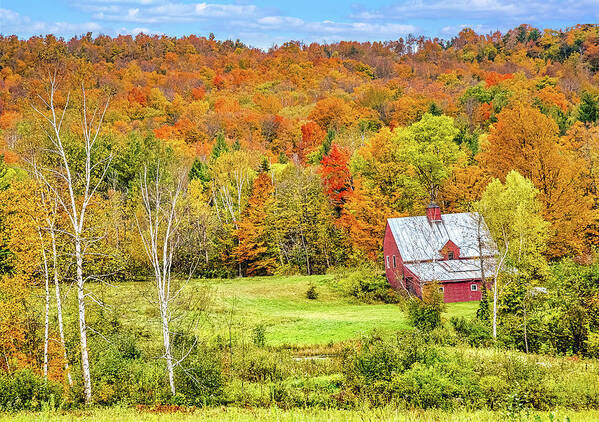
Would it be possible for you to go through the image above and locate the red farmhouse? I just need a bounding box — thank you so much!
[384,203,496,303]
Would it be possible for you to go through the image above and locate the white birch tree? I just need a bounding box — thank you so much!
[136,163,184,395]
[31,74,111,403]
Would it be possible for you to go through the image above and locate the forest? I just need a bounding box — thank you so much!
[1,23,599,419]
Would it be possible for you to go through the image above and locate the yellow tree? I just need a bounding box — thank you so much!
[480,103,593,257]
[233,172,277,275]
[0,180,62,378]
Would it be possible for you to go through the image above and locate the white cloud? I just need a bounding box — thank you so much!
[84,1,258,23]
[440,24,497,34]
[353,0,599,22]
[0,8,103,36]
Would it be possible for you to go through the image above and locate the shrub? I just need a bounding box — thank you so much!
[306,284,319,300]
[253,324,266,347]
[406,283,445,332]
[586,331,599,358]
[334,266,400,304]
[175,348,224,406]
[0,370,63,411]
[450,316,492,347]
[239,348,287,383]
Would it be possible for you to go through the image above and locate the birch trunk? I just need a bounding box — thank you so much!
[39,230,50,381]
[49,228,72,385]
[137,166,182,396]
[160,300,176,394]
[492,244,508,340]
[75,237,92,402]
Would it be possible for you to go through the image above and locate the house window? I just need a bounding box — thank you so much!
[393,255,397,268]
[448,251,454,260]
[470,284,478,292]
[386,256,390,269]
[439,286,444,293]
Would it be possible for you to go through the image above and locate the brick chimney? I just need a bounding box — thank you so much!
[425,202,442,223]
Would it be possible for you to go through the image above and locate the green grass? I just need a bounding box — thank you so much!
[89,274,477,347]
[4,407,599,422]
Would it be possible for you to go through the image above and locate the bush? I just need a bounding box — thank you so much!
[405,282,446,332]
[253,324,266,347]
[175,348,224,406]
[239,348,287,383]
[450,316,492,347]
[334,266,400,304]
[586,331,599,358]
[91,332,170,406]
[306,284,319,300]
[0,370,63,411]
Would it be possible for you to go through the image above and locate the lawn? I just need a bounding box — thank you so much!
[88,274,478,347]
[4,407,599,422]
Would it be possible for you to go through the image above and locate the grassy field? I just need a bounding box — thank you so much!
[4,407,599,422]
[9,274,599,421]
[91,274,478,346]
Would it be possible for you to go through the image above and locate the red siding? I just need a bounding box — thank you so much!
[441,280,482,303]
[383,222,403,290]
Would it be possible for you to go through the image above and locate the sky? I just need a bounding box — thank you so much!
[1,0,598,49]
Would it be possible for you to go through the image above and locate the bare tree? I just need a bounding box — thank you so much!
[136,164,184,395]
[26,161,75,386]
[37,227,51,381]
[31,74,111,403]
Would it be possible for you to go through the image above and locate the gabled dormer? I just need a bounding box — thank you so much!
[440,239,460,260]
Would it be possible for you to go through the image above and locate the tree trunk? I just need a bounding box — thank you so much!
[50,228,72,386]
[75,237,92,403]
[492,275,498,339]
[523,292,529,353]
[492,238,509,340]
[40,232,50,381]
[160,300,176,395]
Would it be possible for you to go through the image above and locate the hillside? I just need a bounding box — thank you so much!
[1,23,599,418]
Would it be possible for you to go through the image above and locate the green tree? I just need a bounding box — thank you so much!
[189,158,211,184]
[478,170,549,341]
[394,113,462,202]
[211,133,229,161]
[578,92,599,125]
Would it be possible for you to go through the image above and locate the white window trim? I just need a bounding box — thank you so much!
[386,256,390,269]
[393,255,396,268]
[439,286,444,293]
[470,283,478,291]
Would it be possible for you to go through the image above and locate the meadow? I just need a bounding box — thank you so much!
[94,274,477,347]
[2,274,597,421]
[6,407,599,422]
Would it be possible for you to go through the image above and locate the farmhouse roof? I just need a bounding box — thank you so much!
[404,258,495,282]
[387,212,496,263]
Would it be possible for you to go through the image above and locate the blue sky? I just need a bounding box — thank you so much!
[1,1,598,49]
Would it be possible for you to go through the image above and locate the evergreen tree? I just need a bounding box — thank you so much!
[260,157,270,173]
[428,102,443,116]
[579,92,599,124]
[477,286,491,322]
[211,133,229,161]
[188,158,211,184]
[278,151,288,164]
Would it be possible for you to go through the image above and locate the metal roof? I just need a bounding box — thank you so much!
[387,212,496,263]
[404,258,496,282]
